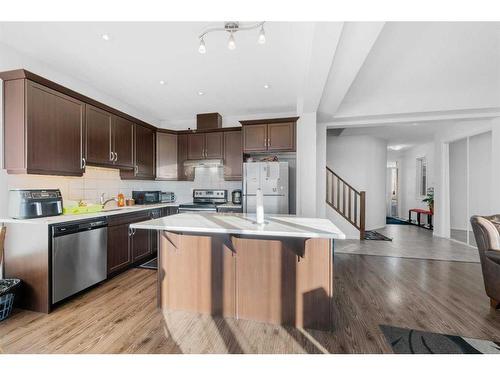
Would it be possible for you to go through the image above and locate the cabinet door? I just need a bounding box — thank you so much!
[268,122,295,151]
[177,134,191,180]
[243,124,267,152]
[223,130,242,180]
[112,116,134,169]
[156,132,178,180]
[107,223,131,274]
[205,132,223,159]
[26,81,85,176]
[132,228,151,262]
[187,133,205,159]
[85,104,113,166]
[135,125,155,178]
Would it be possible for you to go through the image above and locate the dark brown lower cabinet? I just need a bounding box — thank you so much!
[107,207,177,276]
[131,228,151,262]
[107,223,131,275]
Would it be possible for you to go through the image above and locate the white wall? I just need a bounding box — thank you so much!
[433,118,500,238]
[296,112,318,217]
[449,139,468,230]
[397,142,435,218]
[326,134,387,238]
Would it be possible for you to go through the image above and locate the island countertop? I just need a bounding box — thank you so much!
[130,212,346,239]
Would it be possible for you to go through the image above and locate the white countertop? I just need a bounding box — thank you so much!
[130,212,345,239]
[0,202,179,225]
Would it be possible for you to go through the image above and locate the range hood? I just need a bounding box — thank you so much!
[197,113,222,130]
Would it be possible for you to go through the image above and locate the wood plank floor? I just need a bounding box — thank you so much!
[1,228,499,353]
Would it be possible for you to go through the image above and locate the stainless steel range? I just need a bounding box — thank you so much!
[178,189,228,213]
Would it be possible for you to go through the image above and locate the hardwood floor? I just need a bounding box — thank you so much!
[1,231,499,353]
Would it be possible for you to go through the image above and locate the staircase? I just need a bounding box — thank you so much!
[326,166,366,240]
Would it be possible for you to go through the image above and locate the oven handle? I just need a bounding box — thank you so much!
[178,207,217,213]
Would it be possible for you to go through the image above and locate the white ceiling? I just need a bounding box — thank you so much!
[338,122,446,149]
[0,22,498,127]
[332,22,500,120]
[0,22,316,122]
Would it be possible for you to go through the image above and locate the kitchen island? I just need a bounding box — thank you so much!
[131,213,345,331]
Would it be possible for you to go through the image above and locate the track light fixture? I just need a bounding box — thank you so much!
[198,21,266,54]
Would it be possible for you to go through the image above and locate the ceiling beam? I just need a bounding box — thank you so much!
[322,106,500,128]
[296,22,343,114]
[318,22,385,118]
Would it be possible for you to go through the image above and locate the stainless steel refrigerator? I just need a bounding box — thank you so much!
[243,161,289,214]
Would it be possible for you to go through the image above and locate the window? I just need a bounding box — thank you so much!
[416,157,427,197]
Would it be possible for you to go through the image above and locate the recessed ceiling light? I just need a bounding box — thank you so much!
[159,80,166,85]
[101,34,110,41]
[388,145,407,151]
[198,90,205,96]
[263,84,270,89]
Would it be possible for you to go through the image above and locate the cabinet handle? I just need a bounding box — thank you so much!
[114,152,118,161]
[135,165,139,174]
[81,157,86,169]
[110,151,114,161]
[128,227,133,237]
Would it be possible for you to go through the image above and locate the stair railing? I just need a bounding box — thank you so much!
[326,166,366,240]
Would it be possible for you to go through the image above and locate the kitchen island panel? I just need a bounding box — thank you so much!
[234,236,332,330]
[160,232,236,317]
[159,231,333,330]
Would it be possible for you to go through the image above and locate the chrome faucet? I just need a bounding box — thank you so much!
[100,193,118,208]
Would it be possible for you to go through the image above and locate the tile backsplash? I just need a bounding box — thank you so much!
[6,166,242,205]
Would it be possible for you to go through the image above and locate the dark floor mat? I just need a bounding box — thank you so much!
[386,216,410,225]
[136,258,157,270]
[380,325,500,354]
[364,230,392,241]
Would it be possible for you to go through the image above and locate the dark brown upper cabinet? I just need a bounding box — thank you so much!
[2,79,85,176]
[240,117,298,153]
[267,122,295,151]
[156,131,178,180]
[187,133,205,159]
[86,105,134,169]
[121,125,155,180]
[112,116,134,169]
[0,69,160,179]
[242,124,267,152]
[204,132,223,158]
[223,130,243,181]
[85,105,113,166]
[187,132,223,160]
[177,134,191,181]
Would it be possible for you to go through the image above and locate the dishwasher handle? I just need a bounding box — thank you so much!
[53,220,108,237]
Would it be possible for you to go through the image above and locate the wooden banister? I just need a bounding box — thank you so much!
[325,167,366,240]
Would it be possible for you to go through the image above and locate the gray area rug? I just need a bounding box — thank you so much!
[381,325,500,354]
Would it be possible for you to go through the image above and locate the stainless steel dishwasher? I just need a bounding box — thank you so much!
[51,219,108,304]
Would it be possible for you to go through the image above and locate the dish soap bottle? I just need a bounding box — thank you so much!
[117,193,125,207]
